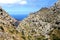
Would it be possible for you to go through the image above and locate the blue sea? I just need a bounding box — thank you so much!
[10,14,28,21]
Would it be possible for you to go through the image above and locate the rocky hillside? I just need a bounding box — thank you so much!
[0,0,60,40]
[0,7,19,26]
[0,7,23,40]
[17,0,60,40]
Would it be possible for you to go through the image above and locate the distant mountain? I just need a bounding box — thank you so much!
[0,0,60,40]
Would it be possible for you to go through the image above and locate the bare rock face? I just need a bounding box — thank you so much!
[17,0,60,40]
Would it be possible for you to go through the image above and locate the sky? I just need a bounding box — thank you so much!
[0,0,57,20]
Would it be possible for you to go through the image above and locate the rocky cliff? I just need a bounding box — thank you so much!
[0,0,60,40]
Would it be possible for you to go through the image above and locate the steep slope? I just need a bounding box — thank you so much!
[0,7,23,40]
[0,7,19,27]
[17,0,60,40]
